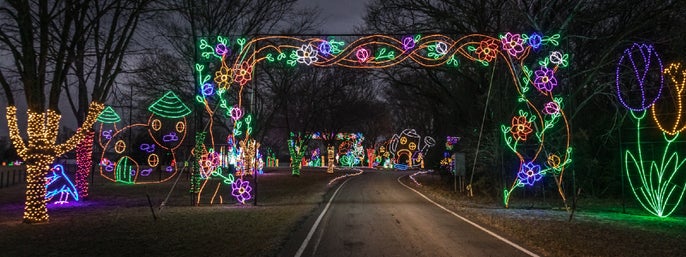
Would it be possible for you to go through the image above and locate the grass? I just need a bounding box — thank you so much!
[0,166,349,257]
[402,171,686,257]
[5,167,683,256]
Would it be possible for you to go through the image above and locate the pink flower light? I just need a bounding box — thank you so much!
[501,32,524,58]
[542,101,560,115]
[230,106,243,121]
[356,48,370,63]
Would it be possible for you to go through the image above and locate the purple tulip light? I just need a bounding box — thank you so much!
[402,36,415,51]
[215,43,229,56]
[615,43,664,111]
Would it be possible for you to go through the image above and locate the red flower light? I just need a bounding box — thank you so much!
[234,62,253,86]
[510,115,533,141]
[476,39,498,63]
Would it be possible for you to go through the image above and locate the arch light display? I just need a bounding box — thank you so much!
[195,33,572,207]
[616,43,686,217]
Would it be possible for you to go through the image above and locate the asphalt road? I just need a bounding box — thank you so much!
[282,170,537,257]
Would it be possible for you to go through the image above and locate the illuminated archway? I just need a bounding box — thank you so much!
[194,33,572,207]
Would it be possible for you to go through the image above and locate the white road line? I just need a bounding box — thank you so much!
[397,175,540,257]
[294,177,352,257]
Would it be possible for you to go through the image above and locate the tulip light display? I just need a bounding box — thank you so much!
[616,43,686,217]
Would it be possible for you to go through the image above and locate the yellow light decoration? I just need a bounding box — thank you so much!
[115,140,126,153]
[547,153,561,170]
[237,138,260,176]
[151,119,161,131]
[409,142,417,151]
[6,102,103,223]
[327,146,335,173]
[148,154,159,167]
[176,121,185,133]
[652,63,686,135]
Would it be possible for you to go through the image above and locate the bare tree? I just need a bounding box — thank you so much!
[60,0,155,199]
[0,0,152,223]
[125,0,312,154]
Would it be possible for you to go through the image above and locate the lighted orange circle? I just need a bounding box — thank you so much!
[176,121,185,133]
[408,142,417,151]
[547,154,561,169]
[152,119,162,131]
[400,137,407,144]
[148,154,159,167]
[115,140,126,153]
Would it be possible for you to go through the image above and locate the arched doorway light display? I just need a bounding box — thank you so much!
[195,33,572,207]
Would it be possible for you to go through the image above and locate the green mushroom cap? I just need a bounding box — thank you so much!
[148,91,191,118]
[97,106,121,123]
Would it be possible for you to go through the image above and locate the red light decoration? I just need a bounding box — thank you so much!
[510,115,533,141]
[75,131,94,198]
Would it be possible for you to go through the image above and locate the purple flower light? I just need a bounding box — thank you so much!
[201,83,214,96]
[215,43,229,56]
[534,66,558,93]
[162,132,179,142]
[402,36,415,51]
[230,106,243,121]
[231,178,252,204]
[517,162,542,186]
[319,41,331,56]
[615,43,664,111]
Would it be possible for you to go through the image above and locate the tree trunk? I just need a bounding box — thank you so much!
[23,159,52,223]
[290,158,302,177]
[75,130,94,198]
[6,103,104,224]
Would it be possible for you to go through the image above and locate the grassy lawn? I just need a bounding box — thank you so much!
[0,166,347,257]
[402,171,686,257]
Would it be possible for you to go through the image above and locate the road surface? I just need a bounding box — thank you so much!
[281,170,537,257]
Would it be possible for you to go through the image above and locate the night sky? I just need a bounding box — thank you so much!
[297,0,369,34]
[0,0,371,138]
